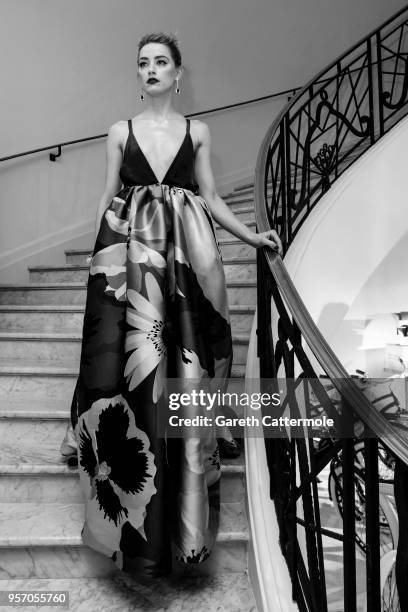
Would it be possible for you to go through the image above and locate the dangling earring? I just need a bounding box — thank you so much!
[140,89,145,101]
[175,77,180,94]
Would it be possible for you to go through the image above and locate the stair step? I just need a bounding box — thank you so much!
[0,304,256,311]
[0,459,245,503]
[29,258,256,284]
[0,396,72,417]
[0,414,245,467]
[216,221,256,241]
[0,501,248,578]
[0,461,245,504]
[219,237,255,258]
[230,305,256,332]
[221,191,267,206]
[0,539,248,579]
[0,331,249,363]
[220,204,256,221]
[66,238,256,264]
[0,304,255,334]
[0,359,248,376]
[0,501,248,547]
[0,283,88,306]
[0,282,257,306]
[0,358,80,375]
[229,178,272,196]
[0,382,249,417]
[223,204,255,214]
[233,182,254,192]
[0,460,244,476]
[0,573,258,609]
[0,360,247,399]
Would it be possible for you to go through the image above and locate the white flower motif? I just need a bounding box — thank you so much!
[90,243,127,301]
[125,272,167,401]
[105,209,129,236]
[77,394,157,549]
[128,239,166,269]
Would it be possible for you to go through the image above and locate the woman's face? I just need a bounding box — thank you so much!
[138,42,180,96]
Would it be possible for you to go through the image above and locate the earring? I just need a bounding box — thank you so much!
[140,89,145,101]
[175,78,180,94]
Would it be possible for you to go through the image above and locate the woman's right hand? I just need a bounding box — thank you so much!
[246,228,283,255]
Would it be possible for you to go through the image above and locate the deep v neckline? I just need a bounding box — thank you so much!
[130,118,188,185]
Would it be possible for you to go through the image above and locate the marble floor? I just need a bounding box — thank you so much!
[0,571,257,612]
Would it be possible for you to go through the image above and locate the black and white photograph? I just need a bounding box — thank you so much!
[1,1,408,610]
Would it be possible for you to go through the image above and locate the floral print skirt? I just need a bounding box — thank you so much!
[71,184,233,577]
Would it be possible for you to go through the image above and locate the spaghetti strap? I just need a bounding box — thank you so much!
[119,114,199,191]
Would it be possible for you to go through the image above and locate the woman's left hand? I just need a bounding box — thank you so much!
[246,229,283,255]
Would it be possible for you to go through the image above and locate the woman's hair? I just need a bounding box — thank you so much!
[137,32,182,68]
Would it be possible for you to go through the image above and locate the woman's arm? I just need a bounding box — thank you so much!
[94,122,124,238]
[193,121,282,254]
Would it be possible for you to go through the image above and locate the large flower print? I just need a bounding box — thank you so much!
[124,272,167,402]
[90,243,127,301]
[128,238,166,270]
[77,395,157,546]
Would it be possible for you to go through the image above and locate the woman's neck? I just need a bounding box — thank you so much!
[140,95,179,123]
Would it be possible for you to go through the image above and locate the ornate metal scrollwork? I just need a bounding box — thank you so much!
[263,14,408,254]
[312,143,336,191]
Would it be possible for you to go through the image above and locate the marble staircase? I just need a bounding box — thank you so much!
[0,182,259,611]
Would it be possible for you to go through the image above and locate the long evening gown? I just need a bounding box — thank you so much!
[68,116,233,577]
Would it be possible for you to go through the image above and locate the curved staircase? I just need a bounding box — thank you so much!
[0,183,258,610]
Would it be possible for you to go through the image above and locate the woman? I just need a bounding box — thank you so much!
[60,32,282,577]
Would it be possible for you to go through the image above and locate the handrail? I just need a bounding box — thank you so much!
[0,86,302,164]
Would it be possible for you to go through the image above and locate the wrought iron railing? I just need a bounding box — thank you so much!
[254,5,408,611]
[256,4,408,251]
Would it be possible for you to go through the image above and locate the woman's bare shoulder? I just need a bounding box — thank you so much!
[107,120,129,136]
[190,118,210,146]
[105,121,130,152]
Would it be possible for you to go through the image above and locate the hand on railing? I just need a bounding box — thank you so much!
[248,228,283,254]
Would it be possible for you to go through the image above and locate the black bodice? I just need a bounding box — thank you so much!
[119,117,200,194]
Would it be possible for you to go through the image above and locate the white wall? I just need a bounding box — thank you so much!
[1,0,405,281]
[1,0,405,155]
[0,99,286,281]
[283,114,408,377]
